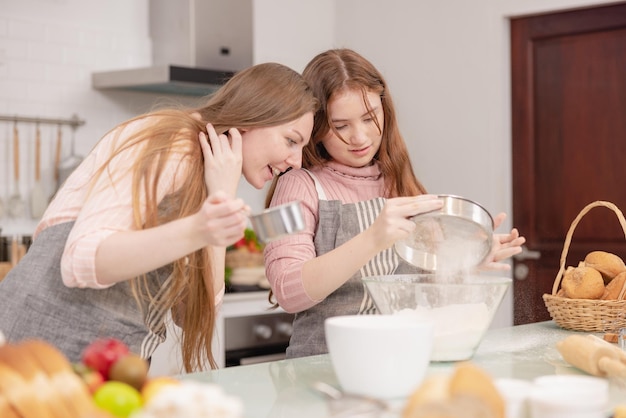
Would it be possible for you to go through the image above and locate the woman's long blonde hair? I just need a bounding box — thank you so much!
[91,62,317,372]
[266,49,426,207]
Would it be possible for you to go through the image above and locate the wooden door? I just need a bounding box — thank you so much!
[511,3,626,325]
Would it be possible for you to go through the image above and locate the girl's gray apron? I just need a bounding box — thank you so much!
[0,221,171,363]
[286,170,418,358]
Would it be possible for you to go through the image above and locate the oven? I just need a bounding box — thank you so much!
[216,289,294,368]
[224,311,294,367]
[149,290,295,373]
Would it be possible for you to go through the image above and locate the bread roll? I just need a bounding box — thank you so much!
[0,361,50,418]
[403,395,496,418]
[614,405,626,418]
[602,271,626,300]
[19,340,98,417]
[561,266,605,299]
[584,251,626,284]
[403,363,504,418]
[0,344,71,418]
[0,392,20,418]
[404,374,450,410]
[449,363,505,418]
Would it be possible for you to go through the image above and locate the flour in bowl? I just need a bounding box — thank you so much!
[396,302,490,361]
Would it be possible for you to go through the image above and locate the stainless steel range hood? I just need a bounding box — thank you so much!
[92,0,252,96]
[92,65,236,96]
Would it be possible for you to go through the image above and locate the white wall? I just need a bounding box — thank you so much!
[241,0,335,212]
[332,0,618,327]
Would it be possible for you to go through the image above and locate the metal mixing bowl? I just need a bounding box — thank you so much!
[249,201,305,243]
[394,194,494,271]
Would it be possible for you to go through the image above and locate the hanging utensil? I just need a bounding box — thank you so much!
[30,123,47,219]
[7,123,25,218]
[58,124,83,186]
[51,124,62,201]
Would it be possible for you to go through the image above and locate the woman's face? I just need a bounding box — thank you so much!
[321,88,384,168]
[241,112,314,189]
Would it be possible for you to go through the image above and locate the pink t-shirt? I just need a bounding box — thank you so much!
[36,117,224,305]
[264,161,385,312]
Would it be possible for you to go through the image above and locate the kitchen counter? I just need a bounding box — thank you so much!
[183,321,626,418]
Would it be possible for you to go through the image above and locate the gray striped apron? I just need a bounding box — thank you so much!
[0,221,172,363]
[286,170,418,358]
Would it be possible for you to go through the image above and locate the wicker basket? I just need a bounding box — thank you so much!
[225,249,264,269]
[543,201,626,332]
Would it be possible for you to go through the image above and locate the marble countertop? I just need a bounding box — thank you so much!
[183,321,625,418]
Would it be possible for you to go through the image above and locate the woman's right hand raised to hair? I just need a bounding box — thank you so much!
[199,123,243,198]
[369,195,444,251]
[195,191,250,248]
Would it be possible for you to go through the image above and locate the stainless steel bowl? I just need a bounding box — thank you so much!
[250,201,305,243]
[394,195,494,271]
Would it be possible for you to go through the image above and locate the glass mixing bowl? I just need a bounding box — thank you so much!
[362,274,511,361]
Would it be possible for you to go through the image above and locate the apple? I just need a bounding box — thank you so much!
[73,362,105,394]
[82,338,130,380]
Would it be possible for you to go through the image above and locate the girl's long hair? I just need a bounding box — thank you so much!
[266,48,426,208]
[90,62,317,372]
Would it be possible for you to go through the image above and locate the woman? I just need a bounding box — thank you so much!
[0,62,318,372]
[264,49,525,358]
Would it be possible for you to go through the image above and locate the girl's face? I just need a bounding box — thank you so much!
[241,112,314,189]
[321,89,384,168]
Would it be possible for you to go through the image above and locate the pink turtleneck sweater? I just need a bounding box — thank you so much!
[264,161,386,312]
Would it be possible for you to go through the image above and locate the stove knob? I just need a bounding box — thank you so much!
[276,321,293,337]
[253,324,272,340]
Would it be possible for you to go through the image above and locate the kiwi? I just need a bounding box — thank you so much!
[108,354,149,391]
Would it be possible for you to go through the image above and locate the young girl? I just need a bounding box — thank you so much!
[264,49,525,358]
[0,62,318,372]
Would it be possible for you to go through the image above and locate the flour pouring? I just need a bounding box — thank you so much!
[394,194,494,274]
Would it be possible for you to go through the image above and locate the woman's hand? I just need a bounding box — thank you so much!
[479,212,526,271]
[199,123,243,197]
[369,195,444,251]
[195,191,250,248]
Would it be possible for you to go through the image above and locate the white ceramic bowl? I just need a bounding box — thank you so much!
[324,314,433,399]
[362,274,511,361]
[495,378,533,418]
[529,375,609,418]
